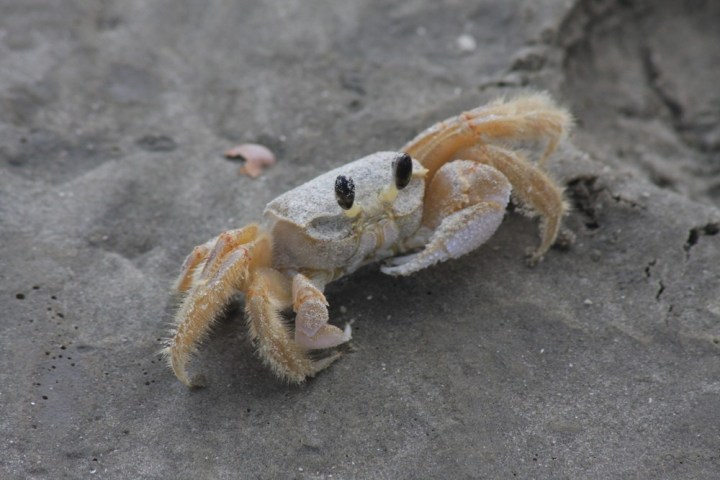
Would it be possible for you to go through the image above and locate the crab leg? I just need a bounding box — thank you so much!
[174,242,212,293]
[403,93,572,179]
[245,269,344,383]
[165,225,270,387]
[173,225,262,293]
[459,145,569,263]
[382,160,511,276]
[245,268,312,382]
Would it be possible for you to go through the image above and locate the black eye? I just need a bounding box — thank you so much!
[334,175,355,210]
[393,153,413,189]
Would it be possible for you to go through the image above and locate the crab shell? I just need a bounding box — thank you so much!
[262,152,425,275]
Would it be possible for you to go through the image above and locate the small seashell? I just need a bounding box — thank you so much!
[224,143,276,178]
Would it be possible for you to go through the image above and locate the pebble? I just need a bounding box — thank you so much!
[456,34,477,52]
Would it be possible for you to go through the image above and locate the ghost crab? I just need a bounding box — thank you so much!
[165,92,572,386]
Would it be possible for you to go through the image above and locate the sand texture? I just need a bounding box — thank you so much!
[1,1,719,478]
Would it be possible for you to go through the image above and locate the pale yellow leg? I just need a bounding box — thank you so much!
[173,225,262,293]
[174,242,213,293]
[402,93,572,179]
[165,225,270,387]
[458,145,569,263]
[246,269,343,383]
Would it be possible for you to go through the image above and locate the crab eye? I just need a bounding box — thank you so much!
[334,175,355,210]
[393,153,413,189]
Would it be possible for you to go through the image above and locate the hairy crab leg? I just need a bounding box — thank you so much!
[173,241,214,293]
[403,93,572,180]
[245,269,342,383]
[459,145,570,263]
[173,225,262,293]
[165,225,270,387]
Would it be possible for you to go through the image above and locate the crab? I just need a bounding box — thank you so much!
[165,92,572,387]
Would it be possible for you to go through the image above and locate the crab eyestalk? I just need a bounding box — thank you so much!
[380,152,413,203]
[335,175,361,217]
[393,152,413,189]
